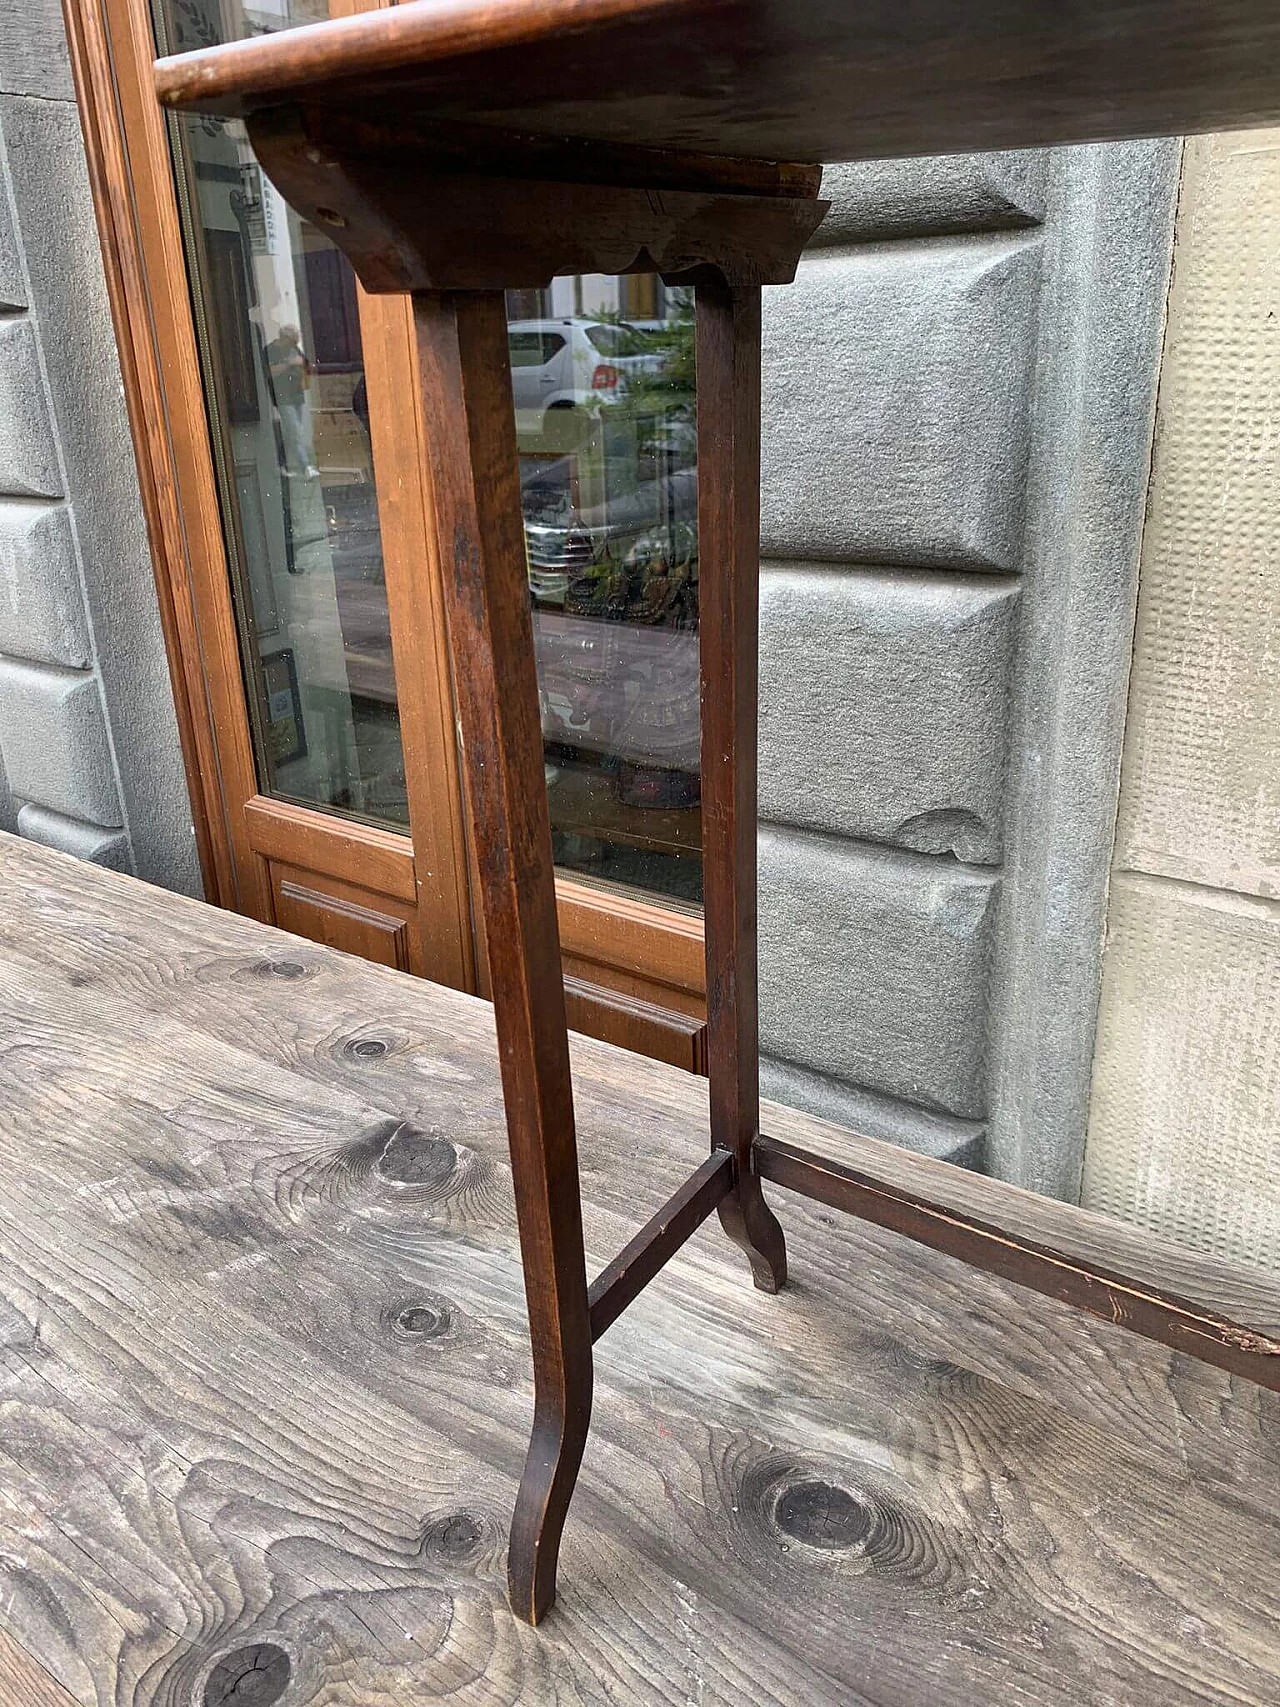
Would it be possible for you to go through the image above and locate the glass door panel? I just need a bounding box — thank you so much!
[508,275,703,908]
[153,0,408,830]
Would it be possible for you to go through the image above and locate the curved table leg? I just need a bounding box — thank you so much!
[508,1359,593,1623]
[413,288,594,1623]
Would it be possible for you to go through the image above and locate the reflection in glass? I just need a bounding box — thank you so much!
[508,276,702,907]
[154,0,408,829]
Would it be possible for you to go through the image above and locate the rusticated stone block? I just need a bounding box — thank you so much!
[758,826,997,1118]
[0,655,121,825]
[0,0,75,102]
[17,801,128,872]
[759,564,1017,863]
[760,1055,984,1167]
[0,500,88,667]
[0,91,202,896]
[760,235,1040,572]
[812,152,1048,247]
[0,177,23,311]
[0,316,60,498]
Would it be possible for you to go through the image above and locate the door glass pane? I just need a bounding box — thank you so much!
[509,278,702,908]
[153,0,408,830]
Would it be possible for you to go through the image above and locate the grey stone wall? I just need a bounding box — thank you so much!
[0,0,201,895]
[758,144,1181,1193]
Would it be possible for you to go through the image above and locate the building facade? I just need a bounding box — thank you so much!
[0,0,1274,1266]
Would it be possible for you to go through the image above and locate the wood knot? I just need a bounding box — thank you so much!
[258,958,311,981]
[870,1333,979,1392]
[419,1507,499,1571]
[773,1480,870,1551]
[377,1124,457,1190]
[734,1453,937,1580]
[438,1511,485,1559]
[342,1035,390,1063]
[202,1642,291,1706]
[391,1296,453,1341]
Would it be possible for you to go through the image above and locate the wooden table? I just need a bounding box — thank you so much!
[0,832,1276,1706]
[150,0,1280,1629]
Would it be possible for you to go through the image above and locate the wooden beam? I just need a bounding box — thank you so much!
[588,1149,735,1341]
[755,1132,1280,1393]
[245,106,825,294]
[697,275,786,1294]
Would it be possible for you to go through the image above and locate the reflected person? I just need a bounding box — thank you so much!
[266,324,318,477]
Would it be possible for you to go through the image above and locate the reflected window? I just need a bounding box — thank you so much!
[153,0,408,830]
[509,276,701,908]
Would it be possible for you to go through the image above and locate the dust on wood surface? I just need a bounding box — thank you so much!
[0,833,1276,1706]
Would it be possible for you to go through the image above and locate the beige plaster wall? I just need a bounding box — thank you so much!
[1082,131,1280,1269]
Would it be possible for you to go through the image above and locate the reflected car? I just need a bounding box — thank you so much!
[507,317,668,438]
[519,457,697,607]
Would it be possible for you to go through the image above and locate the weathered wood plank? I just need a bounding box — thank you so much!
[0,832,1274,1509]
[2,834,1276,1389]
[1,1042,1276,1707]
[0,834,1276,1705]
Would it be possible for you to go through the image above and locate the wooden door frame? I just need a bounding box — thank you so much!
[63,0,708,1045]
[63,0,475,990]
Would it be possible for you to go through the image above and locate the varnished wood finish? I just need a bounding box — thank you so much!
[697,278,786,1293]
[563,975,707,1075]
[411,290,591,1624]
[0,1630,77,1707]
[154,0,1280,161]
[1,834,1278,1705]
[64,0,477,995]
[258,111,824,197]
[271,868,413,971]
[244,794,418,904]
[558,879,704,996]
[587,1148,734,1341]
[757,1131,1280,1389]
[69,0,723,1074]
[247,105,826,292]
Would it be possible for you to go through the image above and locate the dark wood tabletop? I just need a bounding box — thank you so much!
[154,0,1280,163]
[0,833,1277,1704]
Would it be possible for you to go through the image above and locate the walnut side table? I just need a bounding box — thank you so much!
[155,0,1280,1626]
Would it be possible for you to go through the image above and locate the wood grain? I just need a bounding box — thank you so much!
[244,794,418,904]
[556,877,704,996]
[411,292,592,1623]
[246,105,824,294]
[697,277,785,1292]
[0,1629,78,1707]
[152,0,1280,164]
[562,975,707,1074]
[757,1133,1280,1391]
[0,834,1277,1705]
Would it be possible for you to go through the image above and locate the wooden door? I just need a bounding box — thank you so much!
[67,0,708,1067]
[69,0,474,987]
